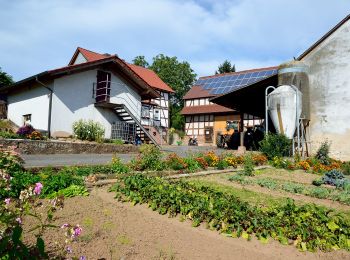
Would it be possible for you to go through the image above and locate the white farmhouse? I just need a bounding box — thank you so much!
[1,47,174,145]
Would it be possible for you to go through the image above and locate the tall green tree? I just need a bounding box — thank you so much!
[149,54,196,130]
[132,56,149,68]
[215,60,236,74]
[150,54,196,107]
[0,67,14,87]
[132,54,196,130]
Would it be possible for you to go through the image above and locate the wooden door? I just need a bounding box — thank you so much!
[96,70,111,103]
[204,127,213,143]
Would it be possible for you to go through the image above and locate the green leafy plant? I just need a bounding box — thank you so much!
[242,154,255,176]
[256,178,278,190]
[41,172,84,196]
[341,162,350,176]
[216,158,229,170]
[183,157,201,172]
[111,155,130,174]
[315,141,331,165]
[0,131,20,139]
[72,119,105,142]
[259,134,292,159]
[46,185,89,199]
[131,144,165,171]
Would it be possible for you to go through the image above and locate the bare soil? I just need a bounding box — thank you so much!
[24,186,349,260]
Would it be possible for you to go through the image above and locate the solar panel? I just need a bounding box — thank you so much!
[237,74,245,80]
[204,68,277,95]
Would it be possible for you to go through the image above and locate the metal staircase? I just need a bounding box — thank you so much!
[113,104,160,146]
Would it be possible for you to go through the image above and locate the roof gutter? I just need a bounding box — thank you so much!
[35,76,53,139]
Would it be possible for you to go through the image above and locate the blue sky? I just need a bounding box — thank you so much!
[0,0,349,81]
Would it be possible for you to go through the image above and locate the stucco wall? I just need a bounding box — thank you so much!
[7,83,53,131]
[300,19,350,160]
[109,72,142,120]
[51,70,121,138]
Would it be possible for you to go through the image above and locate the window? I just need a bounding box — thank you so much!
[141,106,150,118]
[154,109,161,121]
[23,114,31,125]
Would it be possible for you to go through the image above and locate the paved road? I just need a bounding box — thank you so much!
[22,153,134,168]
[22,146,225,168]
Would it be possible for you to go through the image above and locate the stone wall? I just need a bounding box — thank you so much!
[0,139,139,154]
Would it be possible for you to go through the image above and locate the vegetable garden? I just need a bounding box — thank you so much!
[1,138,350,258]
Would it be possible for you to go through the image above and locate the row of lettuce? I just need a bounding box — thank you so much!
[111,174,350,252]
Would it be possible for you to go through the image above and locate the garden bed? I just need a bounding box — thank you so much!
[0,139,139,154]
[23,187,349,260]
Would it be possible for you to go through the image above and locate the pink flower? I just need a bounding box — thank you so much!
[34,182,43,195]
[73,225,82,237]
[4,198,10,205]
[16,217,22,224]
[61,223,69,229]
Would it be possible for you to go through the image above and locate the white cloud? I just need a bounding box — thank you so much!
[0,0,349,80]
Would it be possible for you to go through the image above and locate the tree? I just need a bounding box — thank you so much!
[0,67,14,87]
[132,56,149,68]
[215,60,236,74]
[149,54,197,130]
[150,54,196,107]
[132,54,196,130]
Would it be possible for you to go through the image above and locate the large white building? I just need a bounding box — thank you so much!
[1,47,174,145]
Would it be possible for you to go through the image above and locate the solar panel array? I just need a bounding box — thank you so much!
[195,68,278,95]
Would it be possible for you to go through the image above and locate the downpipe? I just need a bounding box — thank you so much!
[35,77,53,138]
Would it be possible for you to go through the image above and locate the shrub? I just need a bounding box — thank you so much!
[135,144,164,171]
[312,178,324,186]
[0,146,24,173]
[204,151,219,167]
[341,162,350,176]
[315,141,331,165]
[194,157,208,169]
[271,156,295,170]
[252,154,268,166]
[216,158,229,170]
[321,169,350,188]
[27,130,44,140]
[72,119,105,142]
[259,134,292,159]
[111,155,130,174]
[40,172,84,196]
[0,131,20,139]
[166,153,187,170]
[183,157,201,172]
[16,124,35,137]
[1,171,41,199]
[242,154,255,176]
[296,160,311,171]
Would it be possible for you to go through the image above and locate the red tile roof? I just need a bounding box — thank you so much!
[180,104,235,115]
[126,64,174,93]
[67,47,174,93]
[183,85,214,100]
[68,47,110,65]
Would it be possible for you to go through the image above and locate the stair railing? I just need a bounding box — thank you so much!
[121,104,160,147]
[93,81,141,120]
